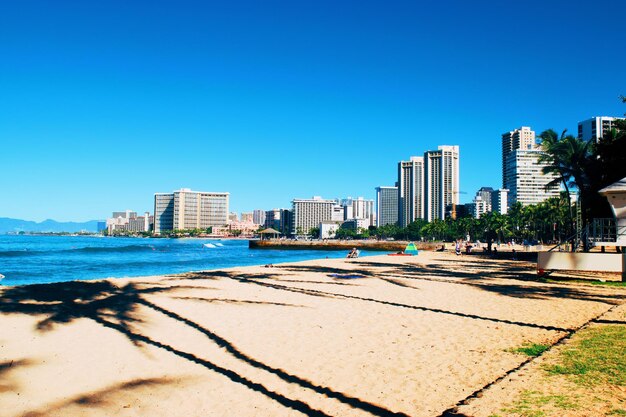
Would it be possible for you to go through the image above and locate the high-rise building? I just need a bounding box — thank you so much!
[502,126,559,207]
[229,212,240,223]
[240,212,253,223]
[470,187,508,217]
[106,210,152,234]
[291,197,335,236]
[353,197,374,225]
[264,208,293,235]
[472,196,489,219]
[375,186,398,226]
[264,209,281,229]
[154,194,175,233]
[424,145,460,221]
[470,187,494,218]
[153,188,229,234]
[502,127,535,189]
[252,210,266,225]
[504,149,560,206]
[491,189,509,215]
[127,212,153,233]
[398,156,424,227]
[476,187,494,206]
[339,197,374,226]
[332,205,345,222]
[280,209,292,236]
[578,116,625,142]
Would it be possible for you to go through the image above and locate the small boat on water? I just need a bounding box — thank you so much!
[0,273,5,280]
[203,243,217,248]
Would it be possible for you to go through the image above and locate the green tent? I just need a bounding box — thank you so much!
[404,242,419,255]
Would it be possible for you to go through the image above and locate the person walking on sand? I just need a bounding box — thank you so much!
[455,240,461,256]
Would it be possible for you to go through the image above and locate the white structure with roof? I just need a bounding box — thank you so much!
[538,177,626,281]
[596,177,626,247]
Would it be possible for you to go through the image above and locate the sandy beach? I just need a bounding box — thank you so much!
[1,251,625,417]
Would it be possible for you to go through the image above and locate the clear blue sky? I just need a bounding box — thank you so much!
[1,0,625,222]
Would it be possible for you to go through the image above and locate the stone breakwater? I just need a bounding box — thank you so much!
[248,239,439,251]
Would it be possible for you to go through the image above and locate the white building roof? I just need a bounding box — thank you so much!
[599,177,626,195]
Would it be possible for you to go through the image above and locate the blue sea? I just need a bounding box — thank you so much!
[0,235,379,286]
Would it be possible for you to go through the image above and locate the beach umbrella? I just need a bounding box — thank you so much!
[404,242,419,255]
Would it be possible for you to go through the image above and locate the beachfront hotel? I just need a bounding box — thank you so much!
[501,127,559,206]
[291,197,335,236]
[106,210,153,234]
[424,145,460,221]
[398,156,425,227]
[339,197,375,227]
[397,145,459,224]
[252,209,266,225]
[375,186,398,226]
[153,188,229,234]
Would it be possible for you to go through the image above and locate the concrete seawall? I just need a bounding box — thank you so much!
[249,240,540,261]
[248,239,439,252]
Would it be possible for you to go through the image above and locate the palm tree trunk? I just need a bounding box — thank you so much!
[560,178,576,252]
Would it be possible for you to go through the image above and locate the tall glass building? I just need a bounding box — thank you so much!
[376,186,398,227]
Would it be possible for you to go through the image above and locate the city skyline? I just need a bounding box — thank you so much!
[1,1,625,222]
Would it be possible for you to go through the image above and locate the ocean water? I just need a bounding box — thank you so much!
[0,235,379,286]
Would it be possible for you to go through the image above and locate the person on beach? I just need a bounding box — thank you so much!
[455,240,461,256]
[347,248,359,258]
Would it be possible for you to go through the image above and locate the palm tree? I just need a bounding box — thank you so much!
[507,202,524,241]
[538,129,592,248]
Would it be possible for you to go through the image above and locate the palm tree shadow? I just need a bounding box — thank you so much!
[21,377,179,417]
[0,280,409,417]
[354,260,624,305]
[0,281,170,339]
[278,265,377,277]
[0,358,35,393]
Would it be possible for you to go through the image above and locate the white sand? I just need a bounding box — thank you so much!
[1,252,624,417]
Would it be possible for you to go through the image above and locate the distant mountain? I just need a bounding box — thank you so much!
[0,218,102,234]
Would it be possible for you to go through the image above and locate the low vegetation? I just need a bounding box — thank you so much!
[497,325,626,416]
[502,390,579,417]
[546,325,626,386]
[510,343,551,357]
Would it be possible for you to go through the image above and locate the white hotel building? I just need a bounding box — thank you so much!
[424,145,459,222]
[398,145,459,225]
[375,186,398,226]
[398,156,424,227]
[154,188,229,234]
[502,127,559,206]
[291,197,336,236]
[504,149,559,206]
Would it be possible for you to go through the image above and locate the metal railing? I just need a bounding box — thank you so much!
[588,218,617,243]
[544,218,624,253]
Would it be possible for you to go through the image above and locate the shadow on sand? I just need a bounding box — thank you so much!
[21,377,178,417]
[0,279,409,417]
[3,256,621,417]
